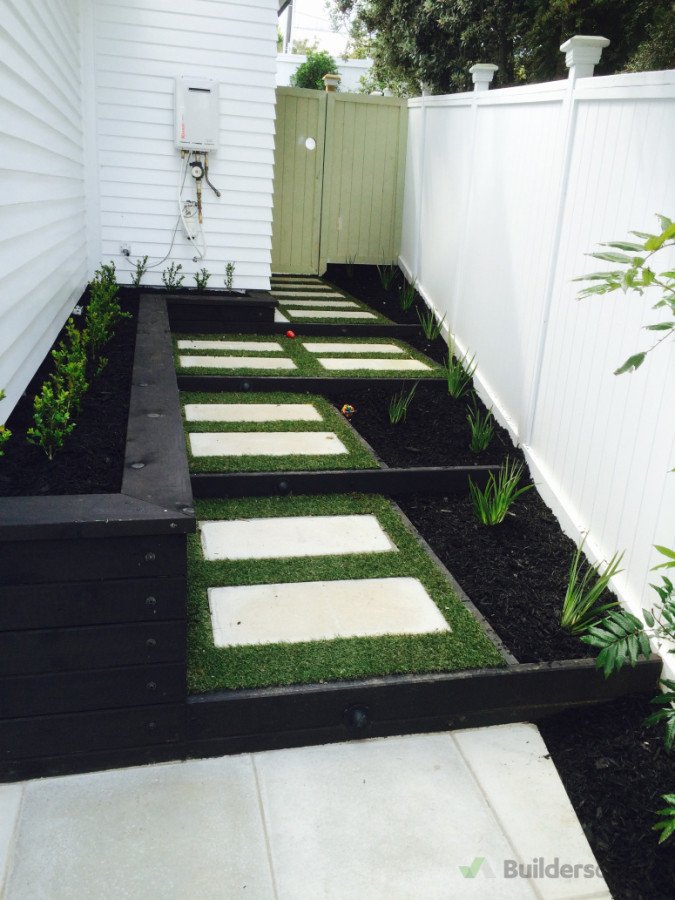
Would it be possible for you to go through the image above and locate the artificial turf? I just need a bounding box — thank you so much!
[187,493,506,693]
[271,283,392,324]
[174,334,443,378]
[181,391,379,473]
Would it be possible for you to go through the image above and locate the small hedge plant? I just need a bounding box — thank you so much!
[290,50,338,91]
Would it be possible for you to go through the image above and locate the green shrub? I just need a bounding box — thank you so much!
[162,262,184,290]
[131,255,148,287]
[194,268,211,290]
[290,51,338,90]
[225,262,235,290]
[85,263,128,373]
[27,382,75,460]
[0,389,11,456]
[51,318,88,414]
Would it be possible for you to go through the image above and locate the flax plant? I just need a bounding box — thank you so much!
[468,459,532,526]
[417,306,445,341]
[467,398,494,452]
[560,539,624,635]
[388,383,418,424]
[444,339,476,399]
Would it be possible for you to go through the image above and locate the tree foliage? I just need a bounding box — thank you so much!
[290,50,338,90]
[329,0,674,95]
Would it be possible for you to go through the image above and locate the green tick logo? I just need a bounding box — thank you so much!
[459,857,486,879]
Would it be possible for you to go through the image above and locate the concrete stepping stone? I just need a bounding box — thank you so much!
[179,355,296,370]
[319,358,431,371]
[274,291,345,299]
[184,403,322,423]
[302,342,406,355]
[177,340,284,352]
[285,309,376,320]
[189,431,348,458]
[272,283,333,291]
[274,310,290,323]
[278,299,358,308]
[208,577,450,646]
[200,514,397,561]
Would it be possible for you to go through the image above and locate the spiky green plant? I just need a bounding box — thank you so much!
[468,459,532,526]
[417,306,445,341]
[399,280,416,311]
[377,261,398,291]
[388,383,418,424]
[467,398,494,452]
[444,339,476,399]
[560,539,624,635]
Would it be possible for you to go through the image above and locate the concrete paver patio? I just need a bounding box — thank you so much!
[0,726,610,900]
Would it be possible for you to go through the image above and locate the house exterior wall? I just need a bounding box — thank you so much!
[90,0,278,290]
[0,0,88,422]
[400,70,675,631]
[0,0,279,422]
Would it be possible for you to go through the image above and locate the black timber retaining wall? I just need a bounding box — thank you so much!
[0,298,195,780]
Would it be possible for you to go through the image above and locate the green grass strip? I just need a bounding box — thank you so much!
[181,391,378,473]
[174,334,442,379]
[188,493,505,693]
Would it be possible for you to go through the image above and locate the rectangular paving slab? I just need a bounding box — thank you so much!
[285,309,377,320]
[177,339,284,352]
[184,403,323,423]
[208,577,450,646]
[179,355,297,370]
[200,514,397,561]
[319,358,432,371]
[274,291,345,298]
[302,342,406,355]
[277,299,359,308]
[189,431,348,458]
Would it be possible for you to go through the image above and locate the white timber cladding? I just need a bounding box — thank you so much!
[400,70,675,628]
[91,0,278,289]
[0,0,88,421]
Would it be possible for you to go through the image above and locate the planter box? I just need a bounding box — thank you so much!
[0,298,195,781]
[0,296,662,782]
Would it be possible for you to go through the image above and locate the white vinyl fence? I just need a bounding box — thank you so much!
[276,53,373,92]
[400,58,675,643]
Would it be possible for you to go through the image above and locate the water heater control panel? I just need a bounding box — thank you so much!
[175,76,219,151]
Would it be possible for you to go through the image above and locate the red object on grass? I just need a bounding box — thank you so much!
[285,330,296,338]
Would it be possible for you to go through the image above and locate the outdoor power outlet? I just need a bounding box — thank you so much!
[120,243,131,257]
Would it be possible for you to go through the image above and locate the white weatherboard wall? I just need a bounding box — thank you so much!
[0,0,88,421]
[0,0,279,422]
[401,69,675,631]
[91,0,278,290]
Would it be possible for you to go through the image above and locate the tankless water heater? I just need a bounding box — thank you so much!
[175,76,219,151]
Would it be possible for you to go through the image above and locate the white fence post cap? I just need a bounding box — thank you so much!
[469,63,499,91]
[560,35,610,78]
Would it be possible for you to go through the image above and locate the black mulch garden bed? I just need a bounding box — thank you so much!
[328,263,674,900]
[2,272,671,897]
[0,295,138,497]
[539,695,675,900]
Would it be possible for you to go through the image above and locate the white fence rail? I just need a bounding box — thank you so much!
[400,65,675,634]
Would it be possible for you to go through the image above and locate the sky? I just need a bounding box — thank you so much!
[278,0,351,56]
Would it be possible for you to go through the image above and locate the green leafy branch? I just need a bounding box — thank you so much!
[575,214,675,374]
